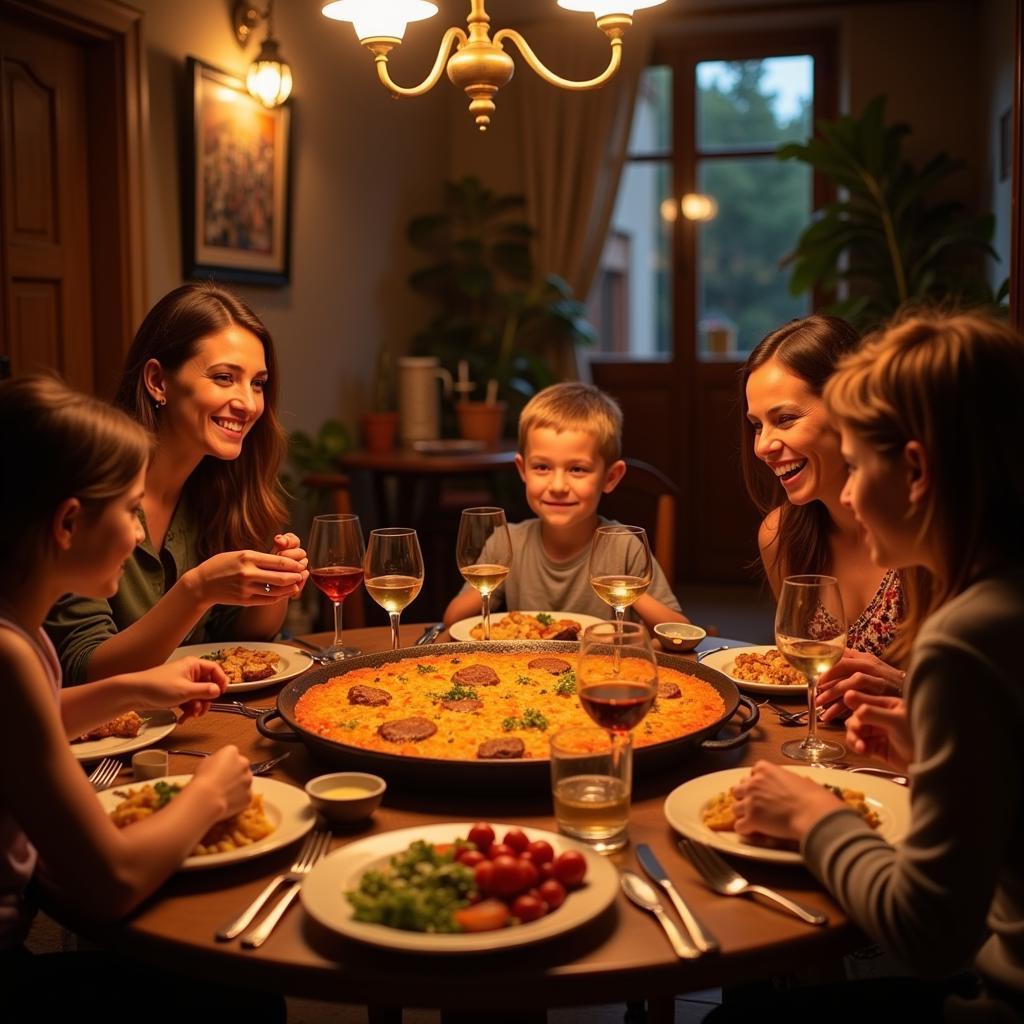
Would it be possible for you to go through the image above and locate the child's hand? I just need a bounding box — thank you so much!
[131,657,227,720]
[192,746,253,819]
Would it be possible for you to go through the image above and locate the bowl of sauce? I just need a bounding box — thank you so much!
[305,771,386,824]
[652,622,707,653]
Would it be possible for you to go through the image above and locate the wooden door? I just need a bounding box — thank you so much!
[0,18,94,389]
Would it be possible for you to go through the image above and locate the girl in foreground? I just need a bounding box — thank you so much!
[0,377,272,1010]
[729,312,1024,1020]
[47,283,307,683]
[741,315,909,718]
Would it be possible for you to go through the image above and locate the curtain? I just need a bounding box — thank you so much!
[513,21,654,379]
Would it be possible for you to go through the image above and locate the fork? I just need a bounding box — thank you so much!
[209,701,272,719]
[167,749,292,776]
[678,837,827,925]
[216,829,331,944]
[87,757,122,790]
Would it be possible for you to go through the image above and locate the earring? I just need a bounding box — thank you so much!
[153,396,166,411]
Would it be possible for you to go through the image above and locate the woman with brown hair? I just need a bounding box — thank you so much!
[46,282,307,682]
[741,315,908,716]
[726,311,1024,1020]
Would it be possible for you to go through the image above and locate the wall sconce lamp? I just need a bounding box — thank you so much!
[233,0,294,107]
[321,0,667,132]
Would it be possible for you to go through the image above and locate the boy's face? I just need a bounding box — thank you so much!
[515,427,625,531]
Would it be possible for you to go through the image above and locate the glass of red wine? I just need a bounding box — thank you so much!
[577,621,659,780]
[307,513,366,660]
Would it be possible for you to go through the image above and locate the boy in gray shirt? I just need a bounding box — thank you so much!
[443,383,687,628]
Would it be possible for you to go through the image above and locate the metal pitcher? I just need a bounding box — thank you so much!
[397,356,453,444]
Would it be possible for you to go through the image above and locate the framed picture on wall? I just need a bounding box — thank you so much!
[183,58,292,285]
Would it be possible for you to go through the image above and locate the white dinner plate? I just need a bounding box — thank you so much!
[166,641,314,692]
[96,775,315,871]
[699,645,809,697]
[301,822,618,953]
[664,765,911,865]
[70,709,178,763]
[448,611,607,643]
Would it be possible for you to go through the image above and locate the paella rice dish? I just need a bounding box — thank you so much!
[293,651,726,761]
[469,612,583,641]
[200,645,281,684]
[109,781,276,855]
[731,648,804,687]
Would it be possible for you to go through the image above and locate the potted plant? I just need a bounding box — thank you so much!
[779,96,1008,329]
[406,177,596,433]
[361,345,398,453]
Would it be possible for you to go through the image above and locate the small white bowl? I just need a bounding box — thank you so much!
[653,623,707,653]
[305,772,386,825]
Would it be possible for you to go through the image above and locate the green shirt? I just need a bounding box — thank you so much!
[45,498,241,684]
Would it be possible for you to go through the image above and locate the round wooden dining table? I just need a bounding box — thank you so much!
[80,625,872,1020]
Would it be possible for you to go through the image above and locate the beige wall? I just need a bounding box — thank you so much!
[134,0,449,438]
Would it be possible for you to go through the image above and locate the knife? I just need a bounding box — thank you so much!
[414,622,445,645]
[636,843,719,954]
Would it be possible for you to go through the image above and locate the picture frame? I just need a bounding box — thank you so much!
[183,57,292,286]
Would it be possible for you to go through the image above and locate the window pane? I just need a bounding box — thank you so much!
[697,56,812,152]
[588,160,672,356]
[628,66,672,156]
[697,157,810,358]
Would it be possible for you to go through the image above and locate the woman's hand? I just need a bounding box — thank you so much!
[844,692,912,772]
[191,745,253,819]
[186,548,308,608]
[129,657,228,720]
[816,648,905,722]
[272,533,309,596]
[731,761,844,843]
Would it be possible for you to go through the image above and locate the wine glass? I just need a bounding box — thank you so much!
[307,514,365,660]
[775,574,848,763]
[364,528,424,650]
[589,525,653,628]
[456,507,512,641]
[577,620,659,782]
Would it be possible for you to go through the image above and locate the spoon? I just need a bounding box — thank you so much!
[620,871,701,959]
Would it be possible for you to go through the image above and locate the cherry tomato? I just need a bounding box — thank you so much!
[552,850,587,889]
[538,878,567,910]
[488,842,515,861]
[490,855,524,897]
[517,859,539,890]
[458,849,485,868]
[454,898,510,933]
[474,860,495,896]
[527,839,555,866]
[511,894,546,923]
[467,823,495,854]
[503,828,530,854]
[538,861,555,882]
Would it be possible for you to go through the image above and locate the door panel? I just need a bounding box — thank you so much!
[1,19,93,389]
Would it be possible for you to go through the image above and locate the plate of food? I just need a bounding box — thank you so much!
[663,765,911,864]
[300,821,617,953]
[166,642,314,692]
[448,611,606,643]
[699,645,808,696]
[96,775,315,870]
[70,709,178,762]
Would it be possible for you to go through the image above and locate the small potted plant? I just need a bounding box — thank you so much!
[361,345,398,453]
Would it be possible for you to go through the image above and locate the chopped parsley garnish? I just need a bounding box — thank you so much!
[535,613,554,626]
[416,664,435,675]
[428,682,479,703]
[554,671,577,697]
[153,781,182,807]
[502,708,549,732]
[515,675,533,686]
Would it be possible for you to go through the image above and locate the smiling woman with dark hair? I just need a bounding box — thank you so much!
[741,315,913,716]
[46,283,308,684]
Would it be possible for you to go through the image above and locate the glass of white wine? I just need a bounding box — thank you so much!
[364,528,424,650]
[455,507,512,641]
[588,525,653,628]
[775,574,847,763]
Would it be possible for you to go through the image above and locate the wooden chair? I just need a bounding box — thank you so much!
[301,473,365,628]
[600,457,679,588]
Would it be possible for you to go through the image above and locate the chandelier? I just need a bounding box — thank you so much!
[321,0,667,131]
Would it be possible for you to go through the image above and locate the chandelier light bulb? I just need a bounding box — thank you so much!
[557,0,667,18]
[322,0,438,42]
[247,38,293,107]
